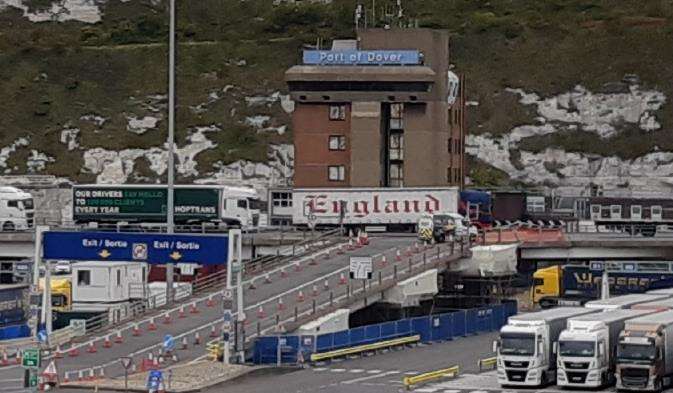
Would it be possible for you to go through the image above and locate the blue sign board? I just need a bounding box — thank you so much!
[147,370,164,390]
[303,50,420,66]
[163,334,175,352]
[42,231,228,265]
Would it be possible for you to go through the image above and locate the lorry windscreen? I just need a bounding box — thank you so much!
[20,199,34,210]
[500,333,535,356]
[617,343,656,363]
[559,340,595,357]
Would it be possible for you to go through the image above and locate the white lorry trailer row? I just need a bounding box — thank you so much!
[288,187,459,230]
[557,309,657,388]
[616,310,673,392]
[585,293,670,310]
[495,307,599,387]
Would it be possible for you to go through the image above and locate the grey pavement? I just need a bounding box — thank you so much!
[0,236,418,386]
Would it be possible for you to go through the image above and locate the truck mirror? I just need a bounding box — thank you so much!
[492,340,498,353]
[538,341,545,356]
[598,342,605,357]
[552,342,557,355]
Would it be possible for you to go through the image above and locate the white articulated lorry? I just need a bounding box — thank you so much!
[288,187,459,232]
[0,186,34,231]
[495,307,599,387]
[585,294,670,310]
[615,310,673,392]
[557,309,657,388]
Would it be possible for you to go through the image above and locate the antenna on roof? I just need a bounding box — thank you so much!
[355,3,363,31]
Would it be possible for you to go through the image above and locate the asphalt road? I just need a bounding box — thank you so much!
[0,236,418,390]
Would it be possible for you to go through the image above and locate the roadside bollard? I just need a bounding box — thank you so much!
[294,307,298,322]
[394,265,398,279]
[312,299,316,315]
[378,271,382,286]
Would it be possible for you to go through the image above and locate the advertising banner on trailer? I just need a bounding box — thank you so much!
[292,187,458,225]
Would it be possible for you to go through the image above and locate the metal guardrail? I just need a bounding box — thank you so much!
[206,341,223,361]
[478,356,497,371]
[310,334,420,362]
[403,365,459,390]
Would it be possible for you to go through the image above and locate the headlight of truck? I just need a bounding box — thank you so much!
[587,371,598,381]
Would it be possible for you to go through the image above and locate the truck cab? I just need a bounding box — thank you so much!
[417,212,473,243]
[222,187,261,227]
[0,187,34,231]
[532,265,562,308]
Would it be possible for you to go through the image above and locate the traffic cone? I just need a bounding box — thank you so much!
[395,249,402,261]
[131,363,137,374]
[257,305,266,318]
[297,290,305,302]
[77,370,84,382]
[337,243,345,254]
[309,257,317,266]
[248,280,257,290]
[323,249,330,260]
[381,255,387,266]
[190,302,199,314]
[133,323,142,336]
[312,284,318,297]
[405,245,412,256]
[98,367,105,379]
[68,346,79,357]
[206,295,215,307]
[277,297,285,311]
[194,332,201,345]
[152,357,159,369]
[210,325,218,338]
[339,272,347,285]
[15,349,21,364]
[163,312,171,324]
[181,336,188,350]
[1,350,8,365]
[362,230,369,245]
[414,242,420,254]
[280,268,288,278]
[179,306,186,318]
[347,238,354,251]
[88,368,95,381]
[103,336,112,348]
[294,263,302,272]
[264,274,272,284]
[87,341,97,353]
[148,318,157,331]
[323,279,329,291]
[114,331,123,344]
[63,372,69,383]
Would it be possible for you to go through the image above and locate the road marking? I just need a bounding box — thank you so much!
[312,367,327,372]
[341,370,400,384]
[413,388,440,393]
[330,368,346,373]
[404,371,420,375]
[348,368,364,373]
[366,369,382,374]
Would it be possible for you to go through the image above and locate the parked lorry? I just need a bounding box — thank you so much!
[585,294,670,310]
[494,307,598,387]
[556,309,656,388]
[72,184,261,228]
[287,187,458,231]
[0,284,30,340]
[615,311,673,391]
[0,186,34,231]
[532,263,673,308]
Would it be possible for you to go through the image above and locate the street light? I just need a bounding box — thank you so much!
[165,0,176,304]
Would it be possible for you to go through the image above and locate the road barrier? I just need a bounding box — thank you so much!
[310,335,420,362]
[206,341,223,361]
[403,365,459,390]
[478,356,497,371]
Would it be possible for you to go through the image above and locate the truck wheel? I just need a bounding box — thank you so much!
[1,222,14,232]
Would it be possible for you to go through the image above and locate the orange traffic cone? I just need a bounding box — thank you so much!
[381,255,387,266]
[210,325,218,338]
[312,284,318,297]
[257,305,266,318]
[323,279,329,291]
[277,297,285,311]
[339,272,347,285]
[206,295,215,307]
[133,323,142,336]
[87,342,97,353]
[297,291,305,302]
[114,331,123,344]
[148,318,157,331]
[103,336,112,348]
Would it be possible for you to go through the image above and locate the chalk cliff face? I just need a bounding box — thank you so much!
[466,83,671,196]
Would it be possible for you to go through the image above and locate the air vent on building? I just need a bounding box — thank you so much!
[322,95,330,100]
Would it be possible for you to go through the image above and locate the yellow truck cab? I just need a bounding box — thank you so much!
[38,277,72,312]
[532,265,562,308]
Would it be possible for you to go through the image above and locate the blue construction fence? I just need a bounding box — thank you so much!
[252,301,517,364]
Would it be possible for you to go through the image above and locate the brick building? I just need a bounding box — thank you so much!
[285,28,465,189]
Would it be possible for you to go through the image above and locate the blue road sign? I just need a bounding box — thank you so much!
[163,335,175,352]
[37,330,47,344]
[42,231,228,265]
[147,370,164,390]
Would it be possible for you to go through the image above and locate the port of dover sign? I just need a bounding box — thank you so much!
[303,50,420,66]
[42,231,227,265]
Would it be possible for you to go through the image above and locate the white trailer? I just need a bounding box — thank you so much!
[495,307,599,387]
[634,297,673,311]
[0,186,34,231]
[557,309,656,388]
[616,311,673,391]
[289,187,459,231]
[585,294,670,310]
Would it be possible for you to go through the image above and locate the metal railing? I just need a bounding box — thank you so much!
[402,365,460,389]
[310,335,420,362]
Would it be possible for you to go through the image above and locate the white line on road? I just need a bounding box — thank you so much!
[366,369,382,374]
[340,370,400,384]
[348,369,364,373]
[330,368,346,373]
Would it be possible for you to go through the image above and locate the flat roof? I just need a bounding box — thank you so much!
[285,65,436,83]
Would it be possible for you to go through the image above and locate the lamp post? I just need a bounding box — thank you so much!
[165,0,176,304]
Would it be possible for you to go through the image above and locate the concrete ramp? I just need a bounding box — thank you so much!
[383,269,438,307]
[296,309,349,335]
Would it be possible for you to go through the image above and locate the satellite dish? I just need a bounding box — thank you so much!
[447,71,460,105]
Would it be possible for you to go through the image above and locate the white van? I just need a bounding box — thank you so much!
[0,187,35,231]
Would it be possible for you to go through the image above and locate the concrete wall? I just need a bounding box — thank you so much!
[350,102,382,186]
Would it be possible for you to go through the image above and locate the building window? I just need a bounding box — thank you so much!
[390,103,404,129]
[78,270,91,286]
[328,165,345,181]
[328,135,346,151]
[272,192,293,208]
[447,167,452,183]
[390,163,404,187]
[117,270,121,287]
[329,105,346,121]
[389,133,404,160]
[448,138,453,154]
